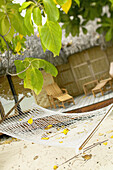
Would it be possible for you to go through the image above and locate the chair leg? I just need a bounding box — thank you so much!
[57,100,61,108]
[109,80,113,90]
[100,89,104,96]
[51,97,56,109]
[53,101,56,109]
[62,101,65,109]
[92,91,96,97]
[72,98,75,105]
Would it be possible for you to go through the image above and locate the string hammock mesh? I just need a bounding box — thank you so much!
[0,100,113,153]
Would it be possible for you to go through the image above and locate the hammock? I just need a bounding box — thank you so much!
[0,97,113,154]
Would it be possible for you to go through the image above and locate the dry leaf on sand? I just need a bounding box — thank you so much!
[106,130,113,134]
[82,154,92,161]
[41,137,49,140]
[53,165,58,170]
[98,133,104,136]
[44,125,53,130]
[33,155,38,160]
[28,118,33,124]
[62,128,69,135]
[103,142,108,145]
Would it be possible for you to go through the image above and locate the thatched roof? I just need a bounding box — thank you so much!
[0,20,108,76]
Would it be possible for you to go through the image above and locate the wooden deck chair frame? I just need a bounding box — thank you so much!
[45,83,75,109]
[92,62,113,97]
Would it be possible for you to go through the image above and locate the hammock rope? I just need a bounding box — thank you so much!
[0,99,113,153]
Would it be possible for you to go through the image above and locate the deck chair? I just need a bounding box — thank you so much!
[44,82,75,109]
[92,62,113,97]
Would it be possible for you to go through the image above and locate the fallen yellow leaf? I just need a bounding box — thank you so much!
[53,165,58,170]
[19,119,22,121]
[82,154,92,160]
[98,133,104,136]
[106,130,113,134]
[41,137,49,140]
[45,125,53,130]
[62,128,69,135]
[59,141,63,143]
[28,118,33,124]
[57,128,60,131]
[103,142,108,145]
[110,135,113,138]
[77,131,84,134]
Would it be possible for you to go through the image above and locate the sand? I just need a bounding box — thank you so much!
[1,111,113,170]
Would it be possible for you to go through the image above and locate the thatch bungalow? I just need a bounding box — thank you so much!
[0,21,113,108]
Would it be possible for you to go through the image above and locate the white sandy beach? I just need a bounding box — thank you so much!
[0,109,113,170]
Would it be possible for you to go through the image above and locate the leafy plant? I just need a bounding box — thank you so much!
[14,58,58,95]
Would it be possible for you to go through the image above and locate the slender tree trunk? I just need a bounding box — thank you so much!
[6,75,22,115]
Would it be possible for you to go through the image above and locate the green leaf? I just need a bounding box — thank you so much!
[0,12,5,20]
[19,1,34,12]
[24,68,43,95]
[33,7,42,26]
[56,0,68,6]
[65,22,72,37]
[96,27,103,34]
[105,28,113,41]
[0,16,14,42]
[109,0,113,5]
[60,13,70,22]
[6,3,20,10]
[82,20,88,26]
[22,57,58,76]
[1,16,10,36]
[82,27,87,34]
[10,12,27,36]
[43,0,59,21]
[38,26,46,52]
[24,6,34,34]
[71,25,79,36]
[14,60,27,79]
[0,1,5,6]
[102,23,111,27]
[74,0,80,6]
[40,21,62,56]
[31,58,58,76]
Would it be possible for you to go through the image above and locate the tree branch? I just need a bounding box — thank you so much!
[32,0,37,4]
[0,34,10,71]
[7,62,31,76]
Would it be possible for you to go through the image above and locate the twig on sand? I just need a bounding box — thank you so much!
[57,139,108,168]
